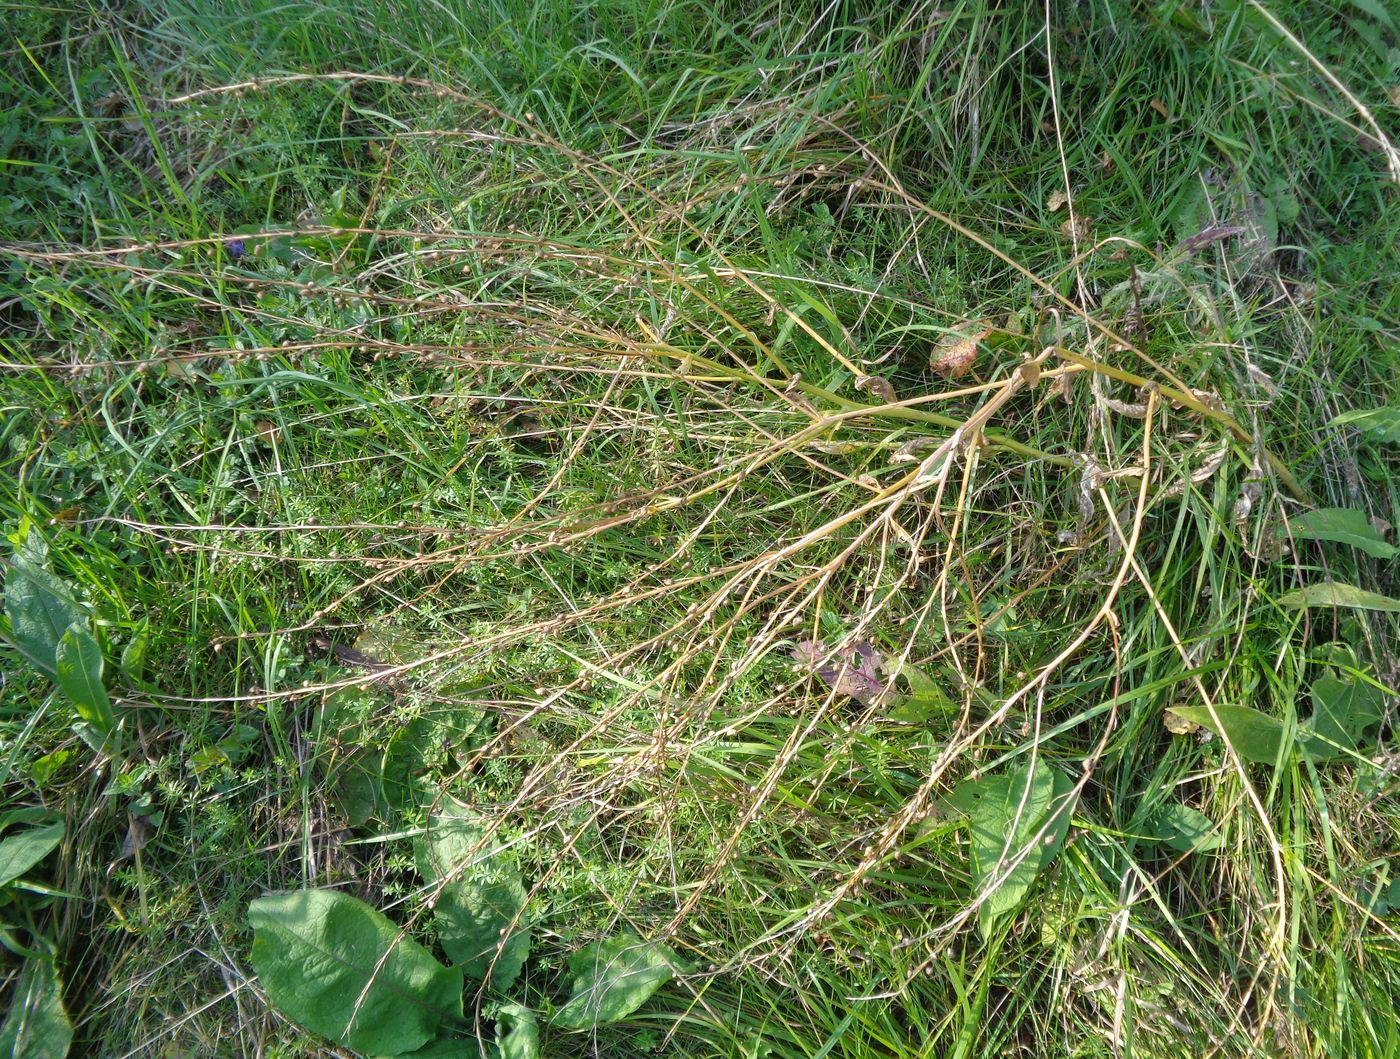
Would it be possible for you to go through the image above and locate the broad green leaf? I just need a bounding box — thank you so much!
[55,624,116,737]
[382,718,442,814]
[888,663,955,722]
[496,1003,540,1059]
[1277,582,1400,613]
[386,1037,479,1058]
[119,621,150,685]
[968,760,1074,937]
[1329,406,1400,444]
[0,956,72,1059]
[1342,0,1395,32]
[248,889,463,1055]
[553,934,690,1029]
[945,776,998,817]
[1139,803,1222,852]
[1286,508,1397,559]
[0,821,64,888]
[416,797,530,989]
[30,751,75,789]
[3,557,86,676]
[1167,704,1290,763]
[1301,673,1385,761]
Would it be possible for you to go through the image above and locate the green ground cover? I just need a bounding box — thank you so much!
[2,1,1400,1055]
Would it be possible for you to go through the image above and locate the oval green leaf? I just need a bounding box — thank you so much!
[55,624,116,737]
[248,889,463,1055]
[967,760,1075,937]
[416,798,530,990]
[1286,508,1397,559]
[1301,673,1385,761]
[1277,582,1400,612]
[496,1003,540,1059]
[0,957,72,1059]
[1139,803,1222,852]
[1330,406,1400,444]
[0,821,65,888]
[1166,704,1288,763]
[3,557,86,677]
[553,934,689,1029]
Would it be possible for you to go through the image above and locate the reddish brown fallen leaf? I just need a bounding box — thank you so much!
[931,322,991,379]
[791,639,887,704]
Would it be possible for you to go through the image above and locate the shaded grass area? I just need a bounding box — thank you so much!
[2,0,1400,1055]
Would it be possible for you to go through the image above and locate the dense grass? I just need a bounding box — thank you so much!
[2,0,1400,1056]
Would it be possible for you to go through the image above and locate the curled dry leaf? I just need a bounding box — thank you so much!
[931,322,991,379]
[893,435,941,462]
[855,374,897,403]
[1059,214,1093,241]
[1047,189,1069,211]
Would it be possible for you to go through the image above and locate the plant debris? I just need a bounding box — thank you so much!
[791,639,888,704]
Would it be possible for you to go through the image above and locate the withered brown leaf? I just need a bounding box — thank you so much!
[855,375,897,403]
[930,322,991,379]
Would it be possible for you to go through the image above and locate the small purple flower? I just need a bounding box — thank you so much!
[225,238,246,260]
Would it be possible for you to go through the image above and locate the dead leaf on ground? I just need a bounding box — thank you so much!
[1150,98,1171,120]
[252,420,280,444]
[162,355,207,381]
[114,813,153,865]
[1059,214,1093,241]
[1047,189,1069,211]
[931,321,991,379]
[855,374,897,403]
[791,639,888,705]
